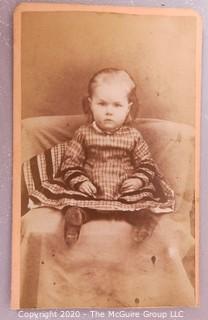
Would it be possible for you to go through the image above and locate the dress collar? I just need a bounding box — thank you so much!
[92,121,121,135]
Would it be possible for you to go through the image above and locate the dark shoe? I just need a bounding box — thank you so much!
[64,207,86,246]
[131,211,159,243]
[132,225,152,243]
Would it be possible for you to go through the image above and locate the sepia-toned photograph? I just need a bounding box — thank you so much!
[12,3,201,309]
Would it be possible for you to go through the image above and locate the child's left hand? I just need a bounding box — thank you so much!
[120,178,143,194]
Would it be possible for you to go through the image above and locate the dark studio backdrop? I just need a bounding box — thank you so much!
[21,11,196,126]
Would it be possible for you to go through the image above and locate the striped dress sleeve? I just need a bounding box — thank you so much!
[130,132,156,187]
[59,127,90,190]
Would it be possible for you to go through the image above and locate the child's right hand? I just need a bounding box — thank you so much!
[79,180,97,197]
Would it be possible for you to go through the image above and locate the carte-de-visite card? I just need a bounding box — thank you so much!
[12,3,202,311]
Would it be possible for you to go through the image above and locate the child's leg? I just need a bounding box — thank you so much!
[63,207,90,245]
[127,210,160,243]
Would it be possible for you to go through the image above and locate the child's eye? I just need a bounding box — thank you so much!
[98,101,107,106]
[114,102,122,107]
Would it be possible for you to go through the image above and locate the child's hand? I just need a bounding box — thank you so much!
[79,180,97,197]
[120,178,143,194]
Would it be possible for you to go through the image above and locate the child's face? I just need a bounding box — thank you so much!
[89,81,132,132]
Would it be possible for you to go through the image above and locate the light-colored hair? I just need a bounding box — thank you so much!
[83,68,139,123]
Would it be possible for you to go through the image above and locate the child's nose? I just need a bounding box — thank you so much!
[105,105,113,114]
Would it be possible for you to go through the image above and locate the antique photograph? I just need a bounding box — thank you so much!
[12,4,201,309]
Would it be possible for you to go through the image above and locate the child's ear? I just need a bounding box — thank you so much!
[128,102,133,110]
[88,97,92,105]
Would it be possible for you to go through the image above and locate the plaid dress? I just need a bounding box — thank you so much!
[23,123,175,214]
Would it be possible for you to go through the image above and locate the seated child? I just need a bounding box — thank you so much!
[23,68,175,245]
